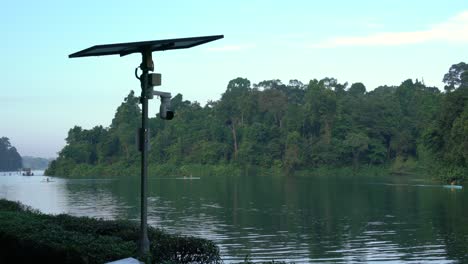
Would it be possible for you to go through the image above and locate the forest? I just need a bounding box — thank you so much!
[45,62,468,182]
[0,137,22,172]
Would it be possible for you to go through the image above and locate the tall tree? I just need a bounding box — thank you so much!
[0,137,22,171]
[110,91,141,160]
[343,132,369,169]
[217,78,252,159]
[443,62,468,92]
[423,63,468,182]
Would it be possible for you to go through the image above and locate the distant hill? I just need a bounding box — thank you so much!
[22,156,51,170]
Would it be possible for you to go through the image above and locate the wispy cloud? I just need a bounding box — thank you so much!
[311,10,468,48]
[206,44,255,52]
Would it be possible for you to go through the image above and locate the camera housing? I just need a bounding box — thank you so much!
[153,90,174,120]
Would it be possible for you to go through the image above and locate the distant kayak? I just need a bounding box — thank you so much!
[443,185,463,190]
[370,182,463,190]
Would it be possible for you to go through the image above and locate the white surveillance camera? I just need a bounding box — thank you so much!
[153,90,174,120]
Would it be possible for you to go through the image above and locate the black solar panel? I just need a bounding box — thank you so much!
[69,35,224,58]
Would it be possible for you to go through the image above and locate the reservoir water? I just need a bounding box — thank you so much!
[0,172,466,263]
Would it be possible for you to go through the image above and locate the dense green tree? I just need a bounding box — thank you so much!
[46,64,466,182]
[284,131,303,172]
[344,132,370,169]
[423,63,468,182]
[424,87,468,181]
[443,62,468,92]
[347,82,366,96]
[110,91,140,160]
[216,78,254,160]
[258,89,287,128]
[0,137,22,171]
[304,79,337,144]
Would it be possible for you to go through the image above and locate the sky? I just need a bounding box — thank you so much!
[1,0,467,158]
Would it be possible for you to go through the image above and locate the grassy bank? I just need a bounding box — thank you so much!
[0,199,220,264]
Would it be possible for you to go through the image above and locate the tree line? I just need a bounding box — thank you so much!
[0,137,22,172]
[46,62,468,182]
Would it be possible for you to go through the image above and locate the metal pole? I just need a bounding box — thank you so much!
[138,49,153,259]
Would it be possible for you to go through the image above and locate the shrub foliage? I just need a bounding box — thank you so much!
[0,199,220,264]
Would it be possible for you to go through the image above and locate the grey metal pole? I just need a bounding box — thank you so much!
[138,50,153,259]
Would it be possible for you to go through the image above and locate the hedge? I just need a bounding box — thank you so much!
[0,199,220,264]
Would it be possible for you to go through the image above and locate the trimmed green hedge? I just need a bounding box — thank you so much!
[0,199,220,264]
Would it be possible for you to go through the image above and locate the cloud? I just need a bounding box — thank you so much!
[206,44,255,52]
[311,10,468,48]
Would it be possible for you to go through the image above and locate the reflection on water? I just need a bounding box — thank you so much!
[0,173,466,263]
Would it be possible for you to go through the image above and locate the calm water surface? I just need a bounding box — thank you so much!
[0,171,467,263]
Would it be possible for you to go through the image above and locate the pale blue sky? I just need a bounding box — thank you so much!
[1,0,467,158]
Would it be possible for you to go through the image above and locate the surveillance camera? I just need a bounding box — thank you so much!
[153,90,174,120]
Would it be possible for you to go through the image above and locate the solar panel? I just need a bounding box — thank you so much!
[69,35,224,58]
